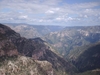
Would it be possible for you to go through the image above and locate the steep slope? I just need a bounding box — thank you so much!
[0,23,77,75]
[73,42,100,72]
[0,24,19,56]
[66,41,100,75]
[44,26,100,58]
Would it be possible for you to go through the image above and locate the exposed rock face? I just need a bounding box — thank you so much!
[0,23,77,75]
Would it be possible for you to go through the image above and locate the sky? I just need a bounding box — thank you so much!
[0,0,100,26]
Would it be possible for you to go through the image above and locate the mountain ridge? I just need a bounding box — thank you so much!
[0,23,77,75]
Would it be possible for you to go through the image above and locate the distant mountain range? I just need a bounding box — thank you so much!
[44,26,100,58]
[0,23,100,75]
[4,23,64,38]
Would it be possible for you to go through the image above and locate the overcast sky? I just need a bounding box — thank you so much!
[0,0,100,26]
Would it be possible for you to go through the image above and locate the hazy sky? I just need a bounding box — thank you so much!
[0,0,100,26]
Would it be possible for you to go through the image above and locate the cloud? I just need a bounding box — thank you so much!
[0,0,100,26]
[45,8,60,14]
[19,15,28,20]
[45,10,55,14]
[56,17,63,21]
